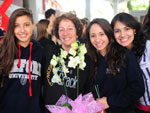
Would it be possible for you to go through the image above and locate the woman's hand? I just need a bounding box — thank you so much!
[96,97,109,109]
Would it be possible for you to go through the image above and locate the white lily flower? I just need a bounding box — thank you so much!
[60,49,68,59]
[60,58,65,65]
[79,44,87,55]
[71,41,78,50]
[51,75,61,83]
[52,67,58,75]
[79,53,85,61]
[68,56,80,69]
[62,65,69,76]
[79,61,86,70]
[69,48,76,56]
[50,58,57,67]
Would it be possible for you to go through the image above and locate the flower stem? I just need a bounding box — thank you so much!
[95,84,100,98]
[77,66,79,97]
[62,77,68,97]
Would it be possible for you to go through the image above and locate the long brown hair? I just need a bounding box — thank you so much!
[0,8,33,79]
[36,19,50,41]
[86,18,126,77]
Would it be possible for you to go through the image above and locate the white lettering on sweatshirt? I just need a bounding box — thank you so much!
[9,59,41,80]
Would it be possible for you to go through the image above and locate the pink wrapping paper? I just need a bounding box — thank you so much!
[46,92,104,113]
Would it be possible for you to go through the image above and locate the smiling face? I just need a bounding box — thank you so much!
[14,15,35,47]
[89,24,109,56]
[113,21,135,49]
[58,19,77,52]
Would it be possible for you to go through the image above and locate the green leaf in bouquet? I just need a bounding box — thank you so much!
[62,102,72,110]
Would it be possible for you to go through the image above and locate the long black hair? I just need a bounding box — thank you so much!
[111,13,146,59]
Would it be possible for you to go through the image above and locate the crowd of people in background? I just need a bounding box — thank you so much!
[0,6,150,113]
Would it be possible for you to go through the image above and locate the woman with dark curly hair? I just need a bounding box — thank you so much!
[86,18,144,113]
[111,12,149,113]
[42,12,95,113]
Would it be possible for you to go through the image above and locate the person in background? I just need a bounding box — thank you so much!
[78,17,90,43]
[45,8,56,27]
[0,8,43,113]
[45,8,57,44]
[42,12,95,113]
[86,18,145,113]
[111,12,150,113]
[36,19,56,47]
[81,18,90,38]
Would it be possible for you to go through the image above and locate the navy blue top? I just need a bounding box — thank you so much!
[96,50,145,113]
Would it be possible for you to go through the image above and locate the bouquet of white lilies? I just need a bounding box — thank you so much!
[50,41,87,88]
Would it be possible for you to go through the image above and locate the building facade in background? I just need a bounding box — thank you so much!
[0,0,149,26]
